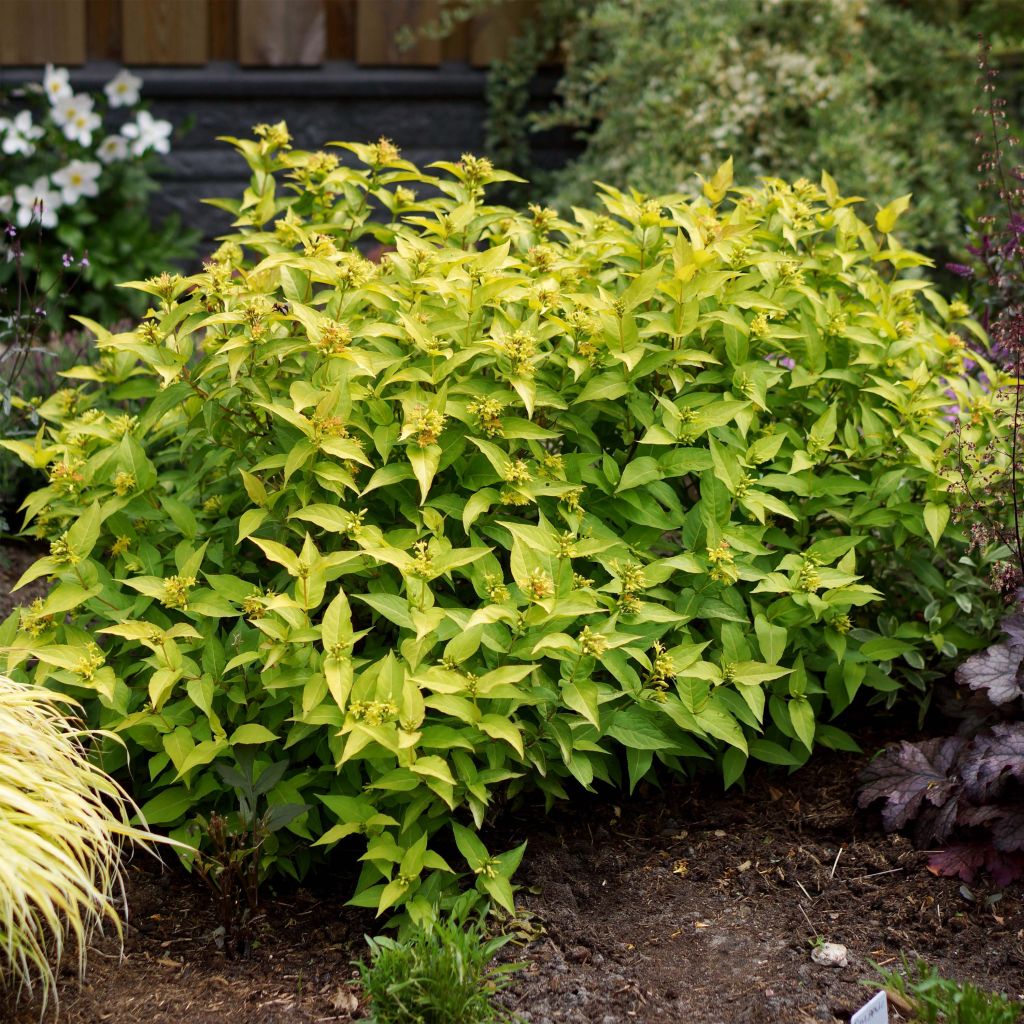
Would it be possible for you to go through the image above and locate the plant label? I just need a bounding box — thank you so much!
[851,990,888,1024]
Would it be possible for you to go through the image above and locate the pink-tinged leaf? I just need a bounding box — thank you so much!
[858,737,964,835]
[927,843,986,883]
[928,842,1024,886]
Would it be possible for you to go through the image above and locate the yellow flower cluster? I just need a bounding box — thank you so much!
[49,533,79,565]
[113,471,136,496]
[796,555,822,593]
[525,569,554,601]
[500,329,537,377]
[162,574,196,610]
[484,574,510,604]
[349,700,399,726]
[369,136,400,167]
[253,120,292,152]
[407,407,446,447]
[109,536,131,558]
[615,560,647,614]
[707,541,738,585]
[504,459,532,486]
[646,640,675,700]
[74,643,105,683]
[459,152,493,188]
[467,397,504,437]
[411,541,434,578]
[578,625,607,658]
[20,599,54,638]
[48,458,84,495]
[317,321,352,356]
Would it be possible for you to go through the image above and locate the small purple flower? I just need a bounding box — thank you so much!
[4,224,15,239]
[62,252,72,268]
[80,255,90,268]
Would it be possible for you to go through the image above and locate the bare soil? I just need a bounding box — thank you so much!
[0,540,47,621]
[2,541,1022,1024]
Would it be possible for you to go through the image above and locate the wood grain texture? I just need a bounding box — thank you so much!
[355,0,440,67]
[238,0,325,66]
[121,0,208,65]
[0,0,87,66]
[86,0,123,60]
[324,0,355,59]
[208,0,237,60]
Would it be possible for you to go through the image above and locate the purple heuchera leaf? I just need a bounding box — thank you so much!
[927,843,986,883]
[927,844,1024,886]
[954,619,1024,706]
[990,805,1024,853]
[961,722,1024,802]
[858,737,964,837]
[999,610,1024,646]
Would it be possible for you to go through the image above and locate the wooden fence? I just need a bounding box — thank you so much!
[0,0,534,67]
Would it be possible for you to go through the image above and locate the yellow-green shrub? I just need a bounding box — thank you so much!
[0,129,998,919]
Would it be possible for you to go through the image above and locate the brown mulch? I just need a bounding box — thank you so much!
[0,745,1015,1024]
[2,542,1023,1023]
[0,540,47,622]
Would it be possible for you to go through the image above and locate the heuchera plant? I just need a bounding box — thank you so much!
[0,64,198,326]
[0,125,997,919]
[859,42,1024,887]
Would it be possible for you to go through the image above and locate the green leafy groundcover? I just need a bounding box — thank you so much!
[0,128,997,919]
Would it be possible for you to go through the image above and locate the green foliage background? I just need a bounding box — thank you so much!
[477,0,987,257]
[0,130,1000,919]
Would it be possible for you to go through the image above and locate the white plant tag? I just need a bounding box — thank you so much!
[851,990,888,1024]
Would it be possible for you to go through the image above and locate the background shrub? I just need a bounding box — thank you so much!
[477,0,980,257]
[0,130,999,917]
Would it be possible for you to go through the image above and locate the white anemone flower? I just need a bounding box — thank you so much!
[65,109,102,147]
[14,177,62,229]
[120,109,172,156]
[53,160,101,204]
[0,195,12,216]
[0,111,44,156]
[104,69,142,108]
[43,64,72,104]
[97,134,129,164]
[51,92,93,129]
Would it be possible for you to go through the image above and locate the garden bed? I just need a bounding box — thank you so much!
[9,727,1022,1024]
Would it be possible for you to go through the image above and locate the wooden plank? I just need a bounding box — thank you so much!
[0,0,87,66]
[238,0,325,66]
[325,0,356,60]
[208,0,237,61]
[355,0,440,67]
[86,0,123,60]
[470,0,535,66]
[440,12,468,63]
[121,0,208,65]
